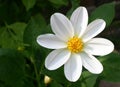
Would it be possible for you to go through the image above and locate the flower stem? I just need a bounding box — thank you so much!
[30,56,41,87]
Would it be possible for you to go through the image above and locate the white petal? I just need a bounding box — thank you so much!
[45,49,71,70]
[81,52,103,74]
[84,38,114,56]
[51,13,74,41]
[64,53,82,82]
[82,19,106,42]
[37,34,67,49]
[70,7,88,37]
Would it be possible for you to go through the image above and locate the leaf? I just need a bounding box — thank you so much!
[42,67,69,85]
[0,27,15,48]
[23,14,47,52]
[8,22,27,43]
[49,0,68,6]
[66,0,80,17]
[0,22,27,49]
[81,71,98,87]
[0,48,25,87]
[70,71,98,87]
[0,1,20,23]
[48,80,63,87]
[22,0,36,11]
[89,2,115,27]
[100,53,120,82]
[23,14,49,73]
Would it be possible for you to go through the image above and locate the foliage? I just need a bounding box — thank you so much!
[0,0,119,87]
[89,2,115,27]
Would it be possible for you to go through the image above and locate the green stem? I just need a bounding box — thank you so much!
[30,57,41,87]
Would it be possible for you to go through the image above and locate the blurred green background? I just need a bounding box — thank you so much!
[0,0,120,87]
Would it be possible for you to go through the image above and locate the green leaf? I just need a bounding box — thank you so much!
[42,67,69,85]
[48,80,63,87]
[23,14,47,52]
[100,53,120,82]
[8,22,27,43]
[0,27,15,48]
[23,14,49,73]
[0,2,20,23]
[67,0,80,17]
[0,22,27,49]
[22,0,36,11]
[81,71,98,87]
[70,80,82,87]
[89,2,115,27]
[70,71,98,87]
[0,48,25,87]
[49,0,68,6]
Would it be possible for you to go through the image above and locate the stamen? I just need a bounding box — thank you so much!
[67,36,83,53]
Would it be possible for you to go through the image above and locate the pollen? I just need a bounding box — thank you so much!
[67,36,83,53]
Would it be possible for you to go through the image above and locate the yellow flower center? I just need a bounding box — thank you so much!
[67,36,83,53]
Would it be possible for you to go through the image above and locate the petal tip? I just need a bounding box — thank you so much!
[77,6,87,11]
[51,13,62,18]
[36,35,42,45]
[98,19,106,27]
[45,62,55,70]
[95,66,103,74]
[92,63,103,74]
[65,75,79,82]
[67,78,78,82]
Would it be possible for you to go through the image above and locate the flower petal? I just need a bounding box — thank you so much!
[64,53,82,82]
[70,7,88,37]
[82,19,106,42]
[84,38,114,56]
[51,13,74,41]
[45,49,71,70]
[37,34,67,49]
[80,52,103,74]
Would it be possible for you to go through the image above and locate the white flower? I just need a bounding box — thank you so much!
[37,7,114,82]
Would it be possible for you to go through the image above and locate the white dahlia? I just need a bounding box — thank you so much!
[37,7,114,82]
